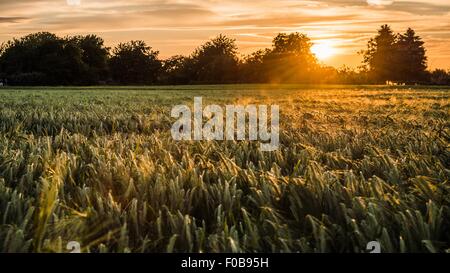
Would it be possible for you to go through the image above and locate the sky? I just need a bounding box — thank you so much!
[0,0,449,69]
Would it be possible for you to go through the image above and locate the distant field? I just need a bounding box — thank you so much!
[0,85,449,253]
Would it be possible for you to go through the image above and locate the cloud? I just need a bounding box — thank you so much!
[367,0,394,6]
[390,1,450,15]
[311,0,450,15]
[66,0,81,6]
[138,5,216,19]
[0,17,28,23]
[215,14,357,27]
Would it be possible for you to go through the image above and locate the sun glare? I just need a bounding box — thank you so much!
[311,42,336,60]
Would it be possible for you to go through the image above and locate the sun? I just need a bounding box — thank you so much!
[311,42,336,60]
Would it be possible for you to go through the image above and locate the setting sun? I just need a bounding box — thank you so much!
[311,42,337,60]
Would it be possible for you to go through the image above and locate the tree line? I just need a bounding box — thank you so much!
[0,25,448,86]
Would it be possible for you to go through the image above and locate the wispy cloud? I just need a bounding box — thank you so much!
[0,16,28,23]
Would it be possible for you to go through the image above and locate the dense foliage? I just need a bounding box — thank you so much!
[0,26,449,86]
[0,33,109,85]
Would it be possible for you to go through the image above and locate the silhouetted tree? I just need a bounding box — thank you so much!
[160,55,192,84]
[109,40,161,85]
[189,35,239,84]
[0,32,88,85]
[272,33,313,56]
[362,25,400,83]
[262,33,318,83]
[0,32,112,85]
[70,35,110,84]
[429,69,450,85]
[0,29,442,86]
[362,25,429,84]
[240,49,270,83]
[396,28,427,83]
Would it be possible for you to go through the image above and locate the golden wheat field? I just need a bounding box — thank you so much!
[0,85,449,253]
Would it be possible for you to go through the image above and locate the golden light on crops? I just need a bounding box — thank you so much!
[311,42,337,60]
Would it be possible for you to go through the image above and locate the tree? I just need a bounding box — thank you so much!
[189,35,239,84]
[0,32,112,85]
[240,49,270,83]
[362,25,400,83]
[263,33,317,83]
[396,28,427,83]
[70,35,110,84]
[429,69,450,85]
[0,29,440,86]
[272,33,314,56]
[109,40,161,85]
[0,32,87,85]
[160,55,192,84]
[362,25,428,83]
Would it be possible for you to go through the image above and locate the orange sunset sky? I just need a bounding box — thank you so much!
[1,0,449,69]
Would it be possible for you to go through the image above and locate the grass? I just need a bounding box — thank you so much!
[0,85,449,253]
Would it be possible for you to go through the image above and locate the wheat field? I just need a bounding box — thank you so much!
[0,85,449,253]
